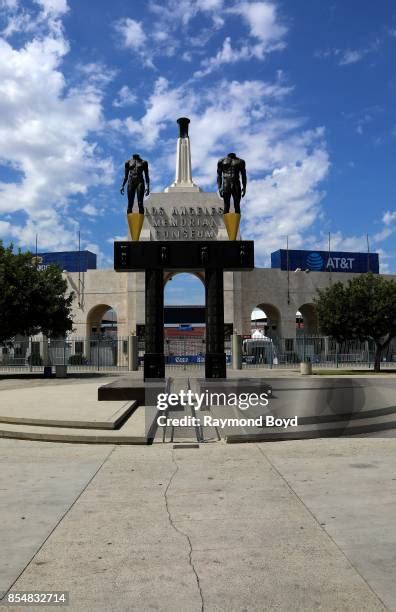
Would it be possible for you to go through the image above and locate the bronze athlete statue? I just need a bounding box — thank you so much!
[217,153,247,214]
[120,154,150,214]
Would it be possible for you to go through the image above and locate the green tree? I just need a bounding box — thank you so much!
[315,273,396,372]
[0,242,75,344]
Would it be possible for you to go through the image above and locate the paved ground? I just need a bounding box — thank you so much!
[0,440,111,602]
[0,382,133,427]
[0,437,395,611]
[0,375,120,392]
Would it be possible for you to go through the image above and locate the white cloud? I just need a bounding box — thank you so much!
[1,11,35,38]
[118,77,292,152]
[320,232,368,252]
[149,0,197,26]
[338,49,366,66]
[241,145,329,260]
[315,211,396,264]
[114,1,225,68]
[194,37,250,77]
[34,0,69,17]
[83,241,111,268]
[8,211,79,251]
[383,210,396,226]
[1,0,68,39]
[0,0,18,9]
[113,85,137,108]
[316,43,378,67]
[113,17,156,67]
[81,203,101,216]
[114,18,146,50]
[152,31,168,42]
[371,210,396,244]
[0,9,113,251]
[233,2,286,45]
[181,50,193,62]
[77,62,117,87]
[107,235,127,243]
[345,105,383,136]
[194,2,287,76]
[122,77,194,147]
[198,0,223,10]
[149,0,224,26]
[0,220,11,236]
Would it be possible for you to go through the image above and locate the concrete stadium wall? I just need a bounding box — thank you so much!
[64,267,396,341]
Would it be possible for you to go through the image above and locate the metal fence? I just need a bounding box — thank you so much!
[162,338,231,369]
[241,335,396,369]
[0,336,129,373]
[0,335,395,374]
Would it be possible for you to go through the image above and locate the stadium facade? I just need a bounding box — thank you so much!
[62,128,394,344]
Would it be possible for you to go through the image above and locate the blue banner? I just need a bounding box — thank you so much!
[37,250,97,272]
[271,249,379,274]
[138,355,232,364]
[165,355,231,364]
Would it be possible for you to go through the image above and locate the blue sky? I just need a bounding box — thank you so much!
[0,0,395,306]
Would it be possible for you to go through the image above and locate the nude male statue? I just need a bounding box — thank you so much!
[217,153,247,214]
[120,154,150,214]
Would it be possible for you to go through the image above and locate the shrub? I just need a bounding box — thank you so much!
[27,354,43,366]
[68,354,88,365]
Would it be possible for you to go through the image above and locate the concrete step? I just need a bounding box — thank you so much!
[224,412,396,443]
[0,382,139,430]
[0,406,158,444]
[0,401,137,430]
[98,377,170,401]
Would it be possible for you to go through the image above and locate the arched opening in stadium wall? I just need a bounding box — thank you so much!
[163,272,206,362]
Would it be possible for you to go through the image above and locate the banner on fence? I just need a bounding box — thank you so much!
[138,355,232,365]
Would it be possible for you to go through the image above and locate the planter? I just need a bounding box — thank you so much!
[55,365,67,378]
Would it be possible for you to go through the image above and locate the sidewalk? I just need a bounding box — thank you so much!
[1,438,395,611]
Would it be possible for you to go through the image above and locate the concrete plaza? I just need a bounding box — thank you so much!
[0,431,395,610]
[1,373,395,443]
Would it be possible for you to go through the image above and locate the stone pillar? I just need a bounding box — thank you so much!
[128,334,138,371]
[84,338,91,363]
[164,118,200,193]
[205,268,226,378]
[300,361,312,375]
[365,340,370,364]
[175,137,193,184]
[116,340,123,368]
[280,314,296,339]
[40,335,49,366]
[232,333,242,369]
[144,269,165,379]
[324,336,330,361]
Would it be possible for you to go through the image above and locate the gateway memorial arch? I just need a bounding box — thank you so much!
[64,118,393,355]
